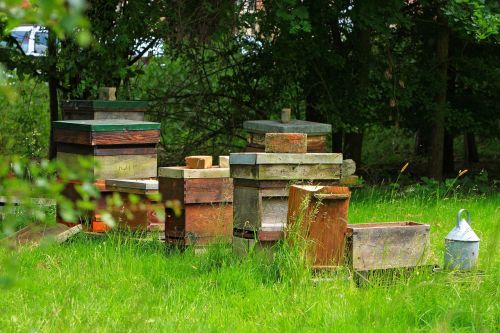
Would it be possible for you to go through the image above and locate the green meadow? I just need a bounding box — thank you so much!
[1,189,498,332]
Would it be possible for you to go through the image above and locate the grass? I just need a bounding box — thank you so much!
[0,188,499,332]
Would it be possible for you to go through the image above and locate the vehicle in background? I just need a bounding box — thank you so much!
[3,25,49,56]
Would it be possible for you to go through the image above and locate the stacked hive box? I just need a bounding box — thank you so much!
[61,100,148,121]
[54,119,161,231]
[230,150,343,253]
[243,113,332,153]
[158,159,233,246]
[287,185,351,268]
[105,179,164,232]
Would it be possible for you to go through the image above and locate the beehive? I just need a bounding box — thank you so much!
[287,185,350,268]
[345,222,430,271]
[158,166,233,246]
[105,179,164,231]
[53,120,160,179]
[243,119,332,153]
[230,153,342,239]
[61,100,148,121]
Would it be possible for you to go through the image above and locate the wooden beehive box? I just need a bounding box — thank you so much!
[61,100,148,121]
[58,180,112,231]
[158,166,233,246]
[287,185,350,268]
[243,119,332,153]
[105,179,164,231]
[53,120,160,179]
[345,222,431,271]
[230,153,342,238]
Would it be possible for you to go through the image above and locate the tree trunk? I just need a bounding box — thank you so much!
[332,131,343,153]
[443,131,454,176]
[464,132,479,163]
[415,129,430,156]
[427,14,449,180]
[344,132,363,165]
[48,29,59,160]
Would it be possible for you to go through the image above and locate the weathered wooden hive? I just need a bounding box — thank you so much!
[105,179,164,232]
[61,100,149,121]
[345,222,430,272]
[243,110,332,153]
[53,119,160,179]
[287,185,351,268]
[158,156,233,246]
[230,150,343,252]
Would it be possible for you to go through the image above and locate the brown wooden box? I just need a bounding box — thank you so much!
[158,171,233,246]
[288,185,350,268]
[345,222,431,271]
[60,180,163,231]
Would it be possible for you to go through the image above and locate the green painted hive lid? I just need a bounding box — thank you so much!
[243,119,331,135]
[53,119,160,132]
[60,100,149,111]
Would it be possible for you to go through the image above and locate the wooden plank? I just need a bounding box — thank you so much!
[57,152,157,179]
[91,130,160,145]
[1,223,81,247]
[288,185,350,268]
[243,119,332,134]
[158,166,229,179]
[265,133,307,153]
[53,119,160,132]
[347,222,430,271]
[185,156,213,169]
[56,143,157,156]
[54,129,160,146]
[230,164,341,180]
[230,153,342,165]
[105,179,158,191]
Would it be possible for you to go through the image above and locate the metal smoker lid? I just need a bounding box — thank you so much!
[445,209,480,242]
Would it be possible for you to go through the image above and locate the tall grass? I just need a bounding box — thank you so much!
[0,188,498,332]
